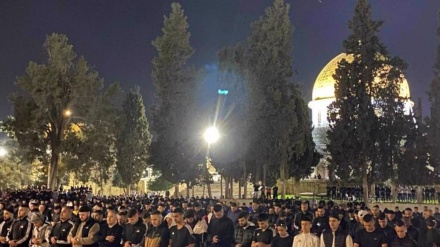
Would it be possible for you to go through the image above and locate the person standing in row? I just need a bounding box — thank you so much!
[270,221,292,247]
[8,204,32,247]
[207,205,234,247]
[68,206,100,247]
[29,213,52,247]
[98,207,122,247]
[0,208,14,247]
[144,211,170,247]
[320,213,353,247]
[169,208,195,247]
[50,206,74,247]
[293,217,319,247]
[389,219,417,247]
[353,214,387,247]
[122,209,146,247]
[234,211,256,247]
[251,214,275,247]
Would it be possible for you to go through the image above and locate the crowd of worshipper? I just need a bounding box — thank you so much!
[325,185,440,204]
[1,187,440,247]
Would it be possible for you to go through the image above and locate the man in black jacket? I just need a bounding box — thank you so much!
[144,211,170,247]
[50,206,74,247]
[68,206,100,247]
[207,205,234,247]
[234,211,255,247]
[377,213,395,245]
[8,204,32,247]
[293,202,314,234]
[122,209,146,247]
[312,206,329,237]
[320,213,353,247]
[0,208,14,247]
[98,207,123,247]
[418,216,440,247]
[169,208,195,247]
[389,220,417,247]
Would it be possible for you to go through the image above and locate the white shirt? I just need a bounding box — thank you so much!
[31,223,52,247]
[319,231,354,247]
[293,232,320,247]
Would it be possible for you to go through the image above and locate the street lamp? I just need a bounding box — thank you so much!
[204,126,220,144]
[202,126,220,198]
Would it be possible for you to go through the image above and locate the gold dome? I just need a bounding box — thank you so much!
[312,53,411,101]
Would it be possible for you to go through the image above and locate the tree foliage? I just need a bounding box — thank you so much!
[214,45,249,183]
[147,176,174,192]
[150,3,202,187]
[213,0,318,197]
[327,0,409,202]
[63,82,123,188]
[397,117,433,185]
[287,87,321,181]
[245,0,316,195]
[115,87,151,192]
[3,33,103,188]
[0,140,34,189]
[426,13,440,177]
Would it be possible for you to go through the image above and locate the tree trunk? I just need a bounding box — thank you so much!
[293,179,300,196]
[416,186,423,204]
[229,178,234,198]
[186,183,190,198]
[263,165,267,188]
[391,182,397,203]
[243,178,247,199]
[280,162,286,199]
[207,181,212,198]
[47,152,59,189]
[191,185,194,198]
[205,158,212,198]
[243,164,247,199]
[255,167,260,184]
[238,179,242,199]
[174,184,179,197]
[362,161,369,206]
[220,175,224,198]
[329,164,336,183]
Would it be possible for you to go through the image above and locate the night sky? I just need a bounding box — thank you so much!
[0,0,439,120]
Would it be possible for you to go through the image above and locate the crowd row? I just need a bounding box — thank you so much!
[1,191,440,246]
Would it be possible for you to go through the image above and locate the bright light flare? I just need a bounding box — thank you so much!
[0,148,7,157]
[64,110,72,117]
[204,127,220,144]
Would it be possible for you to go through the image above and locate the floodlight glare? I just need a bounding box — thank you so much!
[0,148,7,157]
[204,127,220,144]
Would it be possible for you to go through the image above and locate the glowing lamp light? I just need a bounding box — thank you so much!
[64,110,72,117]
[218,89,229,95]
[204,127,220,144]
[0,147,7,157]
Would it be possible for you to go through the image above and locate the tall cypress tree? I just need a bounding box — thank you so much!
[115,87,151,193]
[288,86,321,182]
[327,0,407,203]
[427,13,440,174]
[215,45,250,198]
[245,0,316,197]
[150,3,201,194]
[398,117,433,185]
